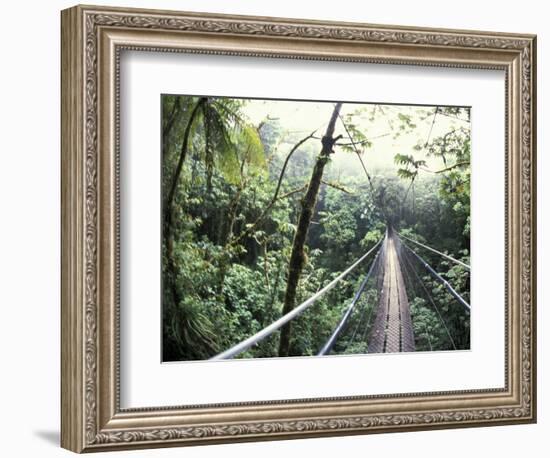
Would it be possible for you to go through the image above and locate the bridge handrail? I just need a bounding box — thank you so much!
[210,237,384,360]
[317,244,383,356]
[401,239,471,312]
[399,233,470,270]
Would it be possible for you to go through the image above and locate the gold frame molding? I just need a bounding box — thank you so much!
[61,4,537,453]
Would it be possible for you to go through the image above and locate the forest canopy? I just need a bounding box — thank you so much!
[161,95,471,361]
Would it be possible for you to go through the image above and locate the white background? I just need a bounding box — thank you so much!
[0,0,546,457]
[121,53,504,407]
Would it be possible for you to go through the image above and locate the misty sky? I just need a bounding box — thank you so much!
[241,99,470,178]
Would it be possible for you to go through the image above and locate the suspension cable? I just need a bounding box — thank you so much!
[346,246,384,348]
[346,240,386,349]
[401,240,470,312]
[318,245,383,356]
[395,238,417,297]
[395,240,434,351]
[400,244,457,350]
[337,114,389,222]
[210,238,383,360]
[399,233,470,270]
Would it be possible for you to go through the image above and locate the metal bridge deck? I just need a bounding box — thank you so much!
[368,234,415,353]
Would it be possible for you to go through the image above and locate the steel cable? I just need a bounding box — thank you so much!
[400,244,457,350]
[342,243,385,352]
[318,245,383,355]
[399,233,470,270]
[211,238,383,360]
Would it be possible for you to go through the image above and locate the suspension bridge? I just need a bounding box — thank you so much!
[211,227,470,360]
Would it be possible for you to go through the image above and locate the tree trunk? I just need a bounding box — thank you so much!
[163,97,206,309]
[162,97,181,157]
[278,103,343,357]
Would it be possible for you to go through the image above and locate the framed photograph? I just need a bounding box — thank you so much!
[61,4,537,453]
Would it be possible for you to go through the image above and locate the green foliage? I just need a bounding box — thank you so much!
[339,111,373,153]
[395,120,471,352]
[162,96,471,361]
[360,229,384,250]
[427,127,470,167]
[394,153,426,180]
[397,112,417,130]
[410,298,444,351]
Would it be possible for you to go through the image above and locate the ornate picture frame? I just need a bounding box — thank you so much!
[61,4,536,453]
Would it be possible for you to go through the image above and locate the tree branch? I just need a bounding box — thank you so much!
[164,97,206,231]
[334,132,390,146]
[229,132,316,245]
[337,114,372,181]
[424,106,439,148]
[162,97,182,156]
[271,130,317,201]
[321,180,354,194]
[163,97,181,139]
[434,110,470,123]
[278,184,308,200]
[419,161,470,174]
[337,113,388,221]
[434,161,470,174]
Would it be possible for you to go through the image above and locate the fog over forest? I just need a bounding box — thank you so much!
[243,99,469,178]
